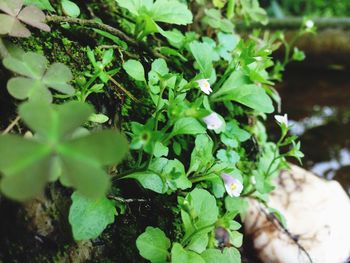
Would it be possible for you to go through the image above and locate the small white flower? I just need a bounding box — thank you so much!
[305,20,314,29]
[203,112,223,130]
[221,174,243,197]
[196,79,212,95]
[274,113,288,126]
[255,56,263,62]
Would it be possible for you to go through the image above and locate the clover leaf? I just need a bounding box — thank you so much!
[0,0,50,37]
[3,52,75,102]
[0,100,128,201]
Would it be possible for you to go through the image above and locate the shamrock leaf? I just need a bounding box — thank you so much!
[0,0,50,38]
[3,52,74,102]
[0,100,129,201]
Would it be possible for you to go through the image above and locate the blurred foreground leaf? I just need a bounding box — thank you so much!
[0,101,128,200]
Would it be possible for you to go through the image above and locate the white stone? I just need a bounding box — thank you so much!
[244,164,350,263]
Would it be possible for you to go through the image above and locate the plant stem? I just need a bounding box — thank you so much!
[2,116,20,135]
[46,15,163,59]
[108,75,139,102]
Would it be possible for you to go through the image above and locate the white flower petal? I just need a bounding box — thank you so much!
[221,174,243,197]
[274,113,288,126]
[203,112,223,130]
[196,79,212,95]
[305,20,314,29]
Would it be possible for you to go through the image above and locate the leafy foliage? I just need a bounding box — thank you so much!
[116,0,193,39]
[3,51,74,102]
[0,0,310,261]
[61,0,80,18]
[24,0,54,11]
[0,101,128,200]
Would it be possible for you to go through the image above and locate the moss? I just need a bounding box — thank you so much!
[15,30,89,77]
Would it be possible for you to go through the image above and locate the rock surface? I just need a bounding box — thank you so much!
[244,164,350,263]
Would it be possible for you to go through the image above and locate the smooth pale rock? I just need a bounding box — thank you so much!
[244,164,350,263]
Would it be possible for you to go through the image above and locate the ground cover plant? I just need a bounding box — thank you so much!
[0,0,314,262]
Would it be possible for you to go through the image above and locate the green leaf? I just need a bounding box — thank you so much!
[115,0,144,16]
[136,227,171,263]
[201,247,240,263]
[224,196,248,217]
[60,130,128,166]
[125,171,164,193]
[123,59,145,81]
[212,71,274,113]
[151,58,169,76]
[42,63,74,94]
[68,192,116,240]
[171,243,205,263]
[61,0,80,18]
[189,41,214,78]
[151,0,193,25]
[186,233,209,253]
[223,247,241,263]
[3,52,74,102]
[19,100,93,138]
[3,52,48,79]
[172,117,206,136]
[24,0,55,11]
[89,113,109,123]
[0,135,51,200]
[182,189,218,237]
[217,149,240,164]
[148,158,192,192]
[153,141,169,157]
[292,47,305,61]
[189,188,218,227]
[0,101,129,200]
[189,134,214,172]
[116,0,192,26]
[59,155,110,198]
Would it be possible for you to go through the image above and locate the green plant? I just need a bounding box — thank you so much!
[116,0,193,40]
[0,100,128,200]
[0,0,311,261]
[3,51,74,102]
